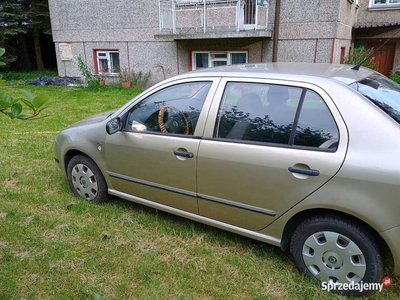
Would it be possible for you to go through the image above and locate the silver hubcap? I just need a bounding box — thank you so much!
[302,231,366,284]
[71,163,98,201]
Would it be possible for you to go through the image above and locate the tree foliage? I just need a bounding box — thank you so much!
[0,0,52,70]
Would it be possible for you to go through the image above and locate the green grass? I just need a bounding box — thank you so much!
[0,82,399,299]
[2,70,58,81]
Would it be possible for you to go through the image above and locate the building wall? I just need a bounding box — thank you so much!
[357,0,400,24]
[353,0,400,72]
[274,0,358,64]
[50,0,400,84]
[49,0,170,83]
[49,0,159,32]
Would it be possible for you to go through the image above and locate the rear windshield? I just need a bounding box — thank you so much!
[350,73,400,124]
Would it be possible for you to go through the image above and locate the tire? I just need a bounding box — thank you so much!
[67,155,109,204]
[290,215,383,295]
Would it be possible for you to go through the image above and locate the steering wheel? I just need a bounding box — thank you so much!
[158,105,190,135]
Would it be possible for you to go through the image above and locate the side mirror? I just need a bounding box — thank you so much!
[106,117,121,135]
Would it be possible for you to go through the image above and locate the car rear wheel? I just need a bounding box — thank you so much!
[290,215,383,295]
[67,155,109,203]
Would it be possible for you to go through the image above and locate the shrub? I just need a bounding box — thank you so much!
[390,67,400,84]
[344,46,377,70]
[75,55,100,88]
[132,70,151,89]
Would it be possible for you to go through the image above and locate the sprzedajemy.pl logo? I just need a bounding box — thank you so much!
[321,277,392,293]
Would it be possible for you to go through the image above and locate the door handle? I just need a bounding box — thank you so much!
[173,150,194,158]
[288,167,319,176]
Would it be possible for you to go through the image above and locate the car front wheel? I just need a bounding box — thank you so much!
[67,155,109,203]
[290,215,383,295]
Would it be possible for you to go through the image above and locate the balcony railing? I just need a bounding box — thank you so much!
[159,0,269,34]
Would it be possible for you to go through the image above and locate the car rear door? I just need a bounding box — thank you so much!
[104,78,220,214]
[197,78,348,230]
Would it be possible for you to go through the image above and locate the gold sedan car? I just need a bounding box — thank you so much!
[55,63,400,295]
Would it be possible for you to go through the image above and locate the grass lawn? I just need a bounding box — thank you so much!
[0,82,398,299]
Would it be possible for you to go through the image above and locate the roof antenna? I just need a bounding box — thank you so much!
[351,27,400,71]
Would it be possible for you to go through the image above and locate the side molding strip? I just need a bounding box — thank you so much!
[108,188,282,246]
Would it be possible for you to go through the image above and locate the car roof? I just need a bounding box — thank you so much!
[181,62,376,85]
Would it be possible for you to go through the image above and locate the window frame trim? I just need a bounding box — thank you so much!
[202,78,345,153]
[95,49,120,75]
[117,77,222,137]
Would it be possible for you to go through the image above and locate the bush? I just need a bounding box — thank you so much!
[390,67,400,84]
[344,46,377,71]
[75,55,100,88]
[132,70,151,89]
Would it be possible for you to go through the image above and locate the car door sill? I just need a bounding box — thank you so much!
[108,188,282,247]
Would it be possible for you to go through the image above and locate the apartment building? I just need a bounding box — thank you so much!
[48,0,400,83]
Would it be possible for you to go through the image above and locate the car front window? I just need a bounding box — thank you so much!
[126,82,212,135]
[351,73,400,124]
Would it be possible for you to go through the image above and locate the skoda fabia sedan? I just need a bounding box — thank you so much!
[55,63,400,295]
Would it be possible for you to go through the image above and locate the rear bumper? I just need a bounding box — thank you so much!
[380,225,400,276]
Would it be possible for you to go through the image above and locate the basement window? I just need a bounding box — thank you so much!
[192,51,247,70]
[96,50,120,74]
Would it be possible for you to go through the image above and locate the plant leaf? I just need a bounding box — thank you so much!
[32,94,49,108]
[5,111,15,119]
[0,61,5,66]
[94,294,102,300]
[0,47,5,57]
[11,103,22,116]
[20,89,34,102]
[0,99,12,109]
[20,98,35,109]
[16,114,27,119]
[3,95,15,105]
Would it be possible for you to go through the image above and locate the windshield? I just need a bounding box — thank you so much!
[350,73,400,124]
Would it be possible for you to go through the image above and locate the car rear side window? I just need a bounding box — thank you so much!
[214,82,339,151]
[294,90,339,150]
[350,73,400,125]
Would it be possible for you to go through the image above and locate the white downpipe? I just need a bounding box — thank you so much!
[237,0,240,32]
[255,2,258,30]
[203,0,206,33]
[172,0,176,34]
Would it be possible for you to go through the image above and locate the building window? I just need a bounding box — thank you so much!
[192,51,248,70]
[96,50,120,74]
[369,0,400,9]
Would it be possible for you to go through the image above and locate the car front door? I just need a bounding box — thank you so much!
[104,78,220,214]
[197,79,348,230]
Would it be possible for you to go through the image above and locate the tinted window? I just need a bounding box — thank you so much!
[215,82,339,150]
[350,73,400,124]
[294,90,339,149]
[126,82,211,135]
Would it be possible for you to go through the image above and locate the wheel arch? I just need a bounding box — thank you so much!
[63,149,108,184]
[64,149,88,173]
[280,209,391,260]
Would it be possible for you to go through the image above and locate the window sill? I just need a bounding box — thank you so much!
[368,5,400,10]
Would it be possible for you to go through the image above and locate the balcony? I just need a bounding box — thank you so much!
[157,0,271,40]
